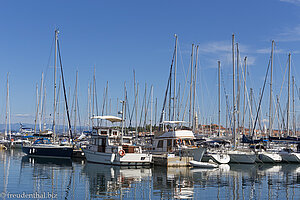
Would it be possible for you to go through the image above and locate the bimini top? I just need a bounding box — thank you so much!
[158,129,195,139]
[91,115,122,123]
[162,120,187,124]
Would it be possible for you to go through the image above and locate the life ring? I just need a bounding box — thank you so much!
[176,138,182,145]
[119,149,125,157]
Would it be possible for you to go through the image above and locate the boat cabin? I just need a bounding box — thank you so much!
[152,130,195,153]
[88,126,142,154]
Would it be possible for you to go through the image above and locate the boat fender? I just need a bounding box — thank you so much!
[176,138,182,145]
[119,149,125,157]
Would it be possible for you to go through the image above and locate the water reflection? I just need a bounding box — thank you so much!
[82,163,152,199]
[21,155,72,167]
[0,149,299,199]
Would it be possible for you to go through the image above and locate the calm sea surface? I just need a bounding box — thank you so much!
[0,149,299,200]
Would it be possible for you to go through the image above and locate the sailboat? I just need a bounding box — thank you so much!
[22,29,73,158]
[1,73,12,149]
[228,34,256,164]
[278,53,300,163]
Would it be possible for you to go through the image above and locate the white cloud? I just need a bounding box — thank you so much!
[280,0,300,5]
[275,25,300,42]
[246,56,256,66]
[198,41,255,69]
[256,47,287,54]
[14,114,31,117]
[200,41,231,53]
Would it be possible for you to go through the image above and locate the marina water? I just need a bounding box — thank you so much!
[0,149,299,199]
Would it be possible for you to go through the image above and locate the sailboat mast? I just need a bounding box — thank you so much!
[243,57,247,135]
[287,53,291,137]
[193,45,199,132]
[218,61,221,137]
[34,84,39,134]
[189,44,194,128]
[150,85,153,134]
[173,34,178,121]
[5,73,9,138]
[250,88,253,138]
[134,70,138,138]
[269,41,274,138]
[53,29,58,140]
[74,71,78,135]
[39,72,44,132]
[232,34,236,148]
[236,43,240,136]
[292,76,295,136]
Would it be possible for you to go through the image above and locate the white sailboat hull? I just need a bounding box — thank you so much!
[280,152,300,163]
[257,152,282,163]
[228,151,256,164]
[83,148,152,166]
[202,153,230,164]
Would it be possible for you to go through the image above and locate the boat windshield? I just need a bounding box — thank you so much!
[33,138,52,145]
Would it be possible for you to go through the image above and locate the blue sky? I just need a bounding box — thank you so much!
[0,0,300,130]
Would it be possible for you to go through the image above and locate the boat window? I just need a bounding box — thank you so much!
[101,131,107,135]
[184,140,190,145]
[123,138,131,144]
[167,139,172,147]
[157,140,164,148]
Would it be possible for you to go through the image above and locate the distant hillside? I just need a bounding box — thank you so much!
[0,123,88,133]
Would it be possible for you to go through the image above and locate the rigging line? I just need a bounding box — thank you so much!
[129,83,139,129]
[76,89,82,133]
[291,56,300,86]
[296,83,300,101]
[70,76,76,127]
[55,75,62,130]
[77,84,82,133]
[239,60,256,133]
[57,40,73,142]
[100,82,108,126]
[277,57,289,104]
[221,68,232,125]
[159,48,175,125]
[125,84,133,130]
[43,34,55,88]
[138,86,145,128]
[199,58,215,122]
[252,89,263,131]
[143,86,152,128]
[276,95,286,131]
[181,87,190,122]
[94,72,100,126]
[251,56,271,137]
[182,44,195,122]
[177,40,189,119]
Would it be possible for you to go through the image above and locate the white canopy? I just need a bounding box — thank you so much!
[162,120,187,124]
[91,115,122,123]
[158,129,195,139]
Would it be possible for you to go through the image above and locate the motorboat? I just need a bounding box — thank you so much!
[151,122,205,166]
[82,115,152,166]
